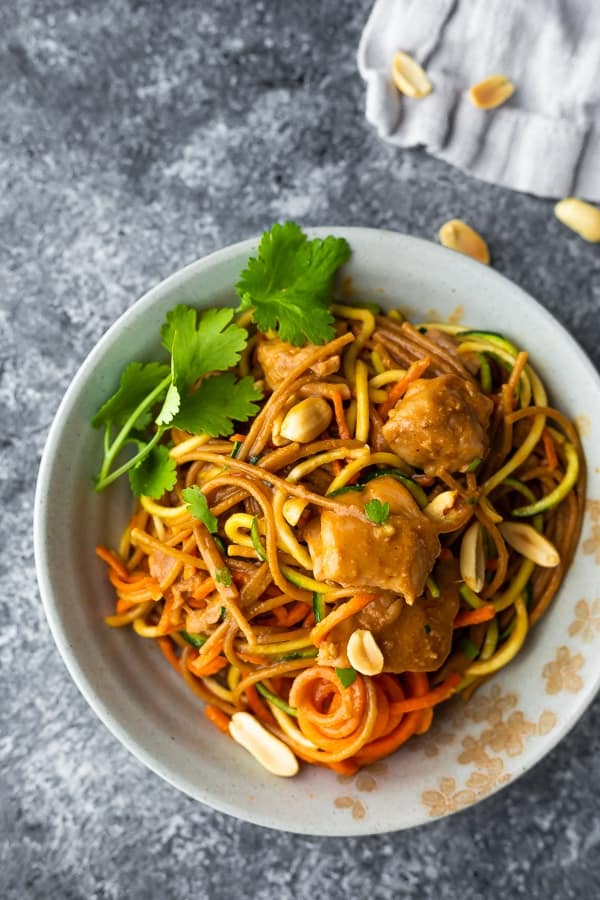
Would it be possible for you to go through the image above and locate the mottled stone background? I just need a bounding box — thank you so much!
[2,1,600,898]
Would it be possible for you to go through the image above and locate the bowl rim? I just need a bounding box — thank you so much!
[34,226,600,834]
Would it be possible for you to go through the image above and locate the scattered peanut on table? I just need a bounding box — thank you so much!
[554,197,600,242]
[391,51,432,99]
[469,74,515,110]
[438,219,491,265]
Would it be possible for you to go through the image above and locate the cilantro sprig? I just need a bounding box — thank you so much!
[364,499,391,526]
[92,305,261,496]
[182,485,218,533]
[92,222,352,498]
[236,222,351,346]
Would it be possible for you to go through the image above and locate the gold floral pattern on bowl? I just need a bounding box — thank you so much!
[568,598,600,643]
[542,646,585,695]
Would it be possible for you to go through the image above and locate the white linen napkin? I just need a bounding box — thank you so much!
[358,0,600,200]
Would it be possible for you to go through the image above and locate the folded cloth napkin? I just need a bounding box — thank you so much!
[358,0,600,200]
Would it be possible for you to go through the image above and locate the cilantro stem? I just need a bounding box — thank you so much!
[95,427,165,492]
[97,373,171,487]
[103,423,111,457]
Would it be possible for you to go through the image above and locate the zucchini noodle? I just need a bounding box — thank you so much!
[97,305,585,776]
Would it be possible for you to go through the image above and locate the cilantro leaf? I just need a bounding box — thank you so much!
[128,444,177,498]
[215,567,233,586]
[91,362,170,429]
[155,382,181,426]
[236,222,351,346]
[161,305,247,389]
[364,498,391,526]
[335,667,357,688]
[172,373,262,436]
[182,485,218,533]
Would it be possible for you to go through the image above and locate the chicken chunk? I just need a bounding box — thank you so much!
[317,559,460,673]
[257,338,340,390]
[303,476,440,604]
[382,374,493,475]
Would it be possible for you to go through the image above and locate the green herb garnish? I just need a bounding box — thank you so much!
[182,485,218,533]
[236,222,351,346]
[364,498,391,526]
[92,305,261,495]
[336,667,357,688]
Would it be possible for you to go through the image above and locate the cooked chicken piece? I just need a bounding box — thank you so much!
[257,338,340,390]
[148,550,177,584]
[382,373,493,475]
[303,476,440,604]
[317,559,460,673]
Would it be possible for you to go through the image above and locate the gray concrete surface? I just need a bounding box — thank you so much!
[2,1,600,898]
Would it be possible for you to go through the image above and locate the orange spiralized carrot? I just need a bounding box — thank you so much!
[332,391,351,440]
[245,684,276,725]
[108,570,159,593]
[290,666,369,752]
[158,637,180,672]
[352,710,422,766]
[375,674,405,737]
[155,593,182,635]
[543,429,558,471]
[389,672,460,714]
[378,356,431,419]
[352,671,429,766]
[416,708,434,735]
[96,545,130,581]
[189,654,228,677]
[326,759,359,776]
[279,602,311,628]
[192,577,217,601]
[453,606,496,630]
[369,683,391,741]
[204,705,231,735]
[310,593,375,646]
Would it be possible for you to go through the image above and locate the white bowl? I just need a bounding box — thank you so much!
[34,228,600,835]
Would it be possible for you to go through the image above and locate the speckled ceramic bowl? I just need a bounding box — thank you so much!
[34,228,600,835]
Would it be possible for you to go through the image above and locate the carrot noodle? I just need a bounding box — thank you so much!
[453,605,497,629]
[96,308,585,776]
[310,593,376,646]
[188,655,228,677]
[378,356,432,419]
[96,545,130,581]
[543,429,558,471]
[332,390,351,440]
[389,672,461,713]
[158,637,181,672]
[204,705,231,735]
